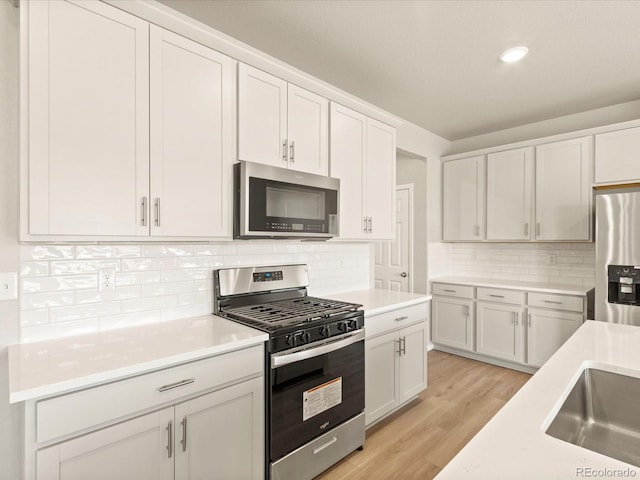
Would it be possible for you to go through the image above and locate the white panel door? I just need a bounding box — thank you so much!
[28,0,149,235]
[442,156,485,241]
[431,296,474,351]
[364,330,398,426]
[535,137,591,241]
[287,84,328,175]
[487,147,533,241]
[398,322,427,403]
[238,63,287,167]
[330,103,367,239]
[174,377,264,480]
[36,408,174,480]
[374,186,411,292]
[594,126,640,184]
[366,118,396,239]
[150,26,235,237]
[527,308,583,367]
[476,302,524,363]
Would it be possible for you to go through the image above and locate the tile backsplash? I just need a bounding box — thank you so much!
[19,242,371,343]
[428,242,595,287]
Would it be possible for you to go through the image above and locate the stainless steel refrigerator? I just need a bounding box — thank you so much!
[596,190,640,325]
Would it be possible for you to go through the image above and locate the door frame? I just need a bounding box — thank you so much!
[398,183,415,293]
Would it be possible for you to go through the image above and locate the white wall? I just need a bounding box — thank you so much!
[0,1,21,478]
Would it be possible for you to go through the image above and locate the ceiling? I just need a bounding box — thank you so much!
[158,0,640,141]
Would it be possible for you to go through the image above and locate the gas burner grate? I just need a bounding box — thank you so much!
[224,296,359,328]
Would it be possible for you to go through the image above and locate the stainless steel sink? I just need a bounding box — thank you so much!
[546,368,640,467]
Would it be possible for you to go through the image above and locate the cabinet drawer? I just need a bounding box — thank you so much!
[36,345,263,444]
[432,283,474,299]
[365,302,427,339]
[527,292,584,313]
[476,287,524,305]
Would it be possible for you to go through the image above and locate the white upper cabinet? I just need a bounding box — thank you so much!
[238,64,328,175]
[442,156,485,241]
[27,0,150,236]
[594,126,640,185]
[486,147,533,241]
[150,26,235,237]
[535,137,591,241]
[330,103,396,240]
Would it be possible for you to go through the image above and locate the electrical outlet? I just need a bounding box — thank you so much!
[99,269,116,291]
[0,272,18,301]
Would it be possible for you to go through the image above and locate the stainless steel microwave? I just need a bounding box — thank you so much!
[234,161,339,239]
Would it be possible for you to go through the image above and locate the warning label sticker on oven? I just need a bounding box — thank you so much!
[303,377,342,421]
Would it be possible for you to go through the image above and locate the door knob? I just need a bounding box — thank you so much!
[400,272,408,278]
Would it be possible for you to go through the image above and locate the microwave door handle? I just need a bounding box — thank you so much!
[271,330,364,369]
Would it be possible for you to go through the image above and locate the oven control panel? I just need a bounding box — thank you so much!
[253,270,283,282]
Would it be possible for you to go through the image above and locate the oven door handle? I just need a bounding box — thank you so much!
[271,330,364,369]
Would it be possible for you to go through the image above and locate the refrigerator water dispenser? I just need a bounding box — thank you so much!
[608,265,640,306]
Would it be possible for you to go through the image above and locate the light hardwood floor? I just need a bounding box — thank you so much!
[317,350,531,480]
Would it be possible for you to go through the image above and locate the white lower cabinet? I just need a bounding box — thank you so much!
[431,296,474,351]
[476,302,524,363]
[526,308,583,368]
[26,347,265,480]
[365,304,427,427]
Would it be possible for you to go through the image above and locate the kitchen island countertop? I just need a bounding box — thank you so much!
[436,320,640,479]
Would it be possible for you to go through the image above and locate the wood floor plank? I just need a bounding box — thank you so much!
[317,350,531,480]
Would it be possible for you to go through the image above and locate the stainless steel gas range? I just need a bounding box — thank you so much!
[213,264,365,480]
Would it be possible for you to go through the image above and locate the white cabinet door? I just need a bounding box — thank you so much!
[535,137,591,241]
[595,126,640,184]
[442,156,485,241]
[476,302,524,363]
[36,408,174,480]
[366,119,396,240]
[398,321,427,403]
[27,0,149,236]
[486,147,533,241]
[150,26,235,238]
[364,330,398,426]
[174,377,264,480]
[432,296,474,351]
[330,103,367,239]
[287,84,328,175]
[238,64,288,168]
[527,308,583,367]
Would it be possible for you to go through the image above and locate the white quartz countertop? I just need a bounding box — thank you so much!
[327,288,430,316]
[431,276,594,296]
[436,320,640,479]
[8,315,268,403]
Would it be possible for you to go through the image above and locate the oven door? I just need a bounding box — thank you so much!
[269,330,365,462]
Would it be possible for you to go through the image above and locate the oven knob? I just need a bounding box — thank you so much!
[348,319,359,331]
[337,321,347,332]
[285,334,295,347]
[320,325,331,337]
[298,331,311,344]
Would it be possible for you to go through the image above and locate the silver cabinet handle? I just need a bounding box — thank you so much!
[536,222,541,237]
[489,294,504,298]
[313,436,337,455]
[528,313,532,327]
[282,139,288,163]
[401,336,406,355]
[180,416,187,452]
[166,420,173,458]
[394,316,408,322]
[141,197,148,227]
[154,198,161,227]
[158,378,195,392]
[474,224,480,237]
[524,222,529,236]
[369,217,373,233]
[289,140,295,163]
[542,300,562,305]
[396,339,401,356]
[363,217,367,233]
[513,312,519,325]
[444,289,456,293]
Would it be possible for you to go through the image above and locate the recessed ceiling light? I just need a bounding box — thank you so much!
[499,46,529,63]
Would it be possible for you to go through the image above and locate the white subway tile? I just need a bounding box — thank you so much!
[76,286,142,304]
[50,302,121,323]
[194,244,236,256]
[178,292,211,306]
[142,281,193,297]
[161,303,211,322]
[194,279,213,292]
[121,295,177,313]
[75,245,141,259]
[21,319,100,343]
[122,258,178,271]
[20,309,49,327]
[162,268,211,282]
[22,275,98,294]
[50,260,120,275]
[20,262,50,277]
[116,271,162,286]
[177,256,224,269]
[557,256,583,264]
[142,245,194,257]
[21,245,74,260]
[21,292,74,310]
[99,311,162,331]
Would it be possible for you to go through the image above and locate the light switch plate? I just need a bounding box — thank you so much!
[0,272,18,301]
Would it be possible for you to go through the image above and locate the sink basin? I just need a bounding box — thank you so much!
[546,368,640,467]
